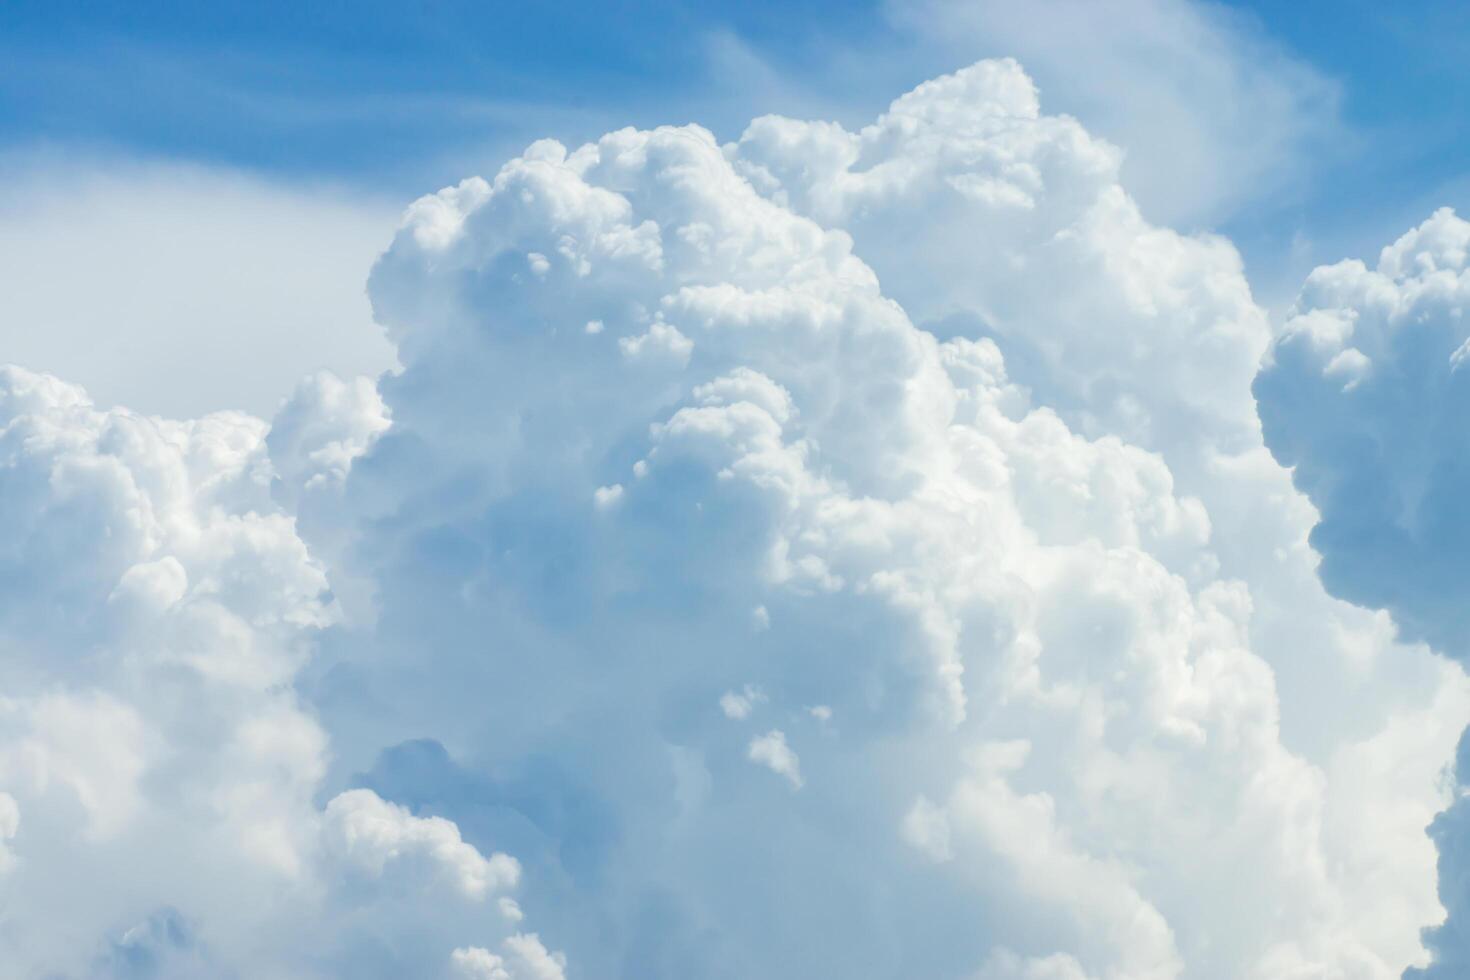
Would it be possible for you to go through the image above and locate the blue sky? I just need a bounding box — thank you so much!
[0,0,881,186]
[7,5,1470,979]
[4,0,1468,228]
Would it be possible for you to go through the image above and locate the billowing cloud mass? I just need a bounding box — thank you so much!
[0,367,537,976]
[1254,207,1470,978]
[883,0,1340,227]
[0,59,1467,980]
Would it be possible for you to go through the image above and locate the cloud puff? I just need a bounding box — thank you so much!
[747,730,802,789]
[719,684,766,720]
[323,788,521,900]
[452,934,567,980]
[269,370,391,508]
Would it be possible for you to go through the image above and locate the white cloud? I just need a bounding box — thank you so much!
[720,685,766,720]
[331,65,1463,978]
[747,730,803,789]
[618,319,695,366]
[975,949,1095,980]
[0,792,19,874]
[452,945,513,980]
[268,370,391,506]
[322,788,520,900]
[502,933,569,980]
[0,364,328,974]
[452,934,568,980]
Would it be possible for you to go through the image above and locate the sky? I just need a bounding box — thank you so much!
[4,3,1470,979]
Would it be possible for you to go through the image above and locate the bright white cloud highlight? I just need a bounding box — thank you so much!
[323,788,520,900]
[452,934,568,980]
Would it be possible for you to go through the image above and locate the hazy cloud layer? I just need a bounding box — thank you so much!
[0,156,399,418]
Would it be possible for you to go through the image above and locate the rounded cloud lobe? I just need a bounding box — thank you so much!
[0,60,1466,980]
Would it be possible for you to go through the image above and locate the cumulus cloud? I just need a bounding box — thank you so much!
[452,946,512,980]
[0,363,321,974]
[502,934,569,980]
[305,58,1462,979]
[268,371,391,508]
[0,365,550,977]
[1254,207,1470,978]
[452,934,568,980]
[0,55,1462,980]
[322,788,520,900]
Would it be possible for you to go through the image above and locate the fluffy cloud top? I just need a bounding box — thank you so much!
[0,58,1465,980]
[322,788,520,900]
